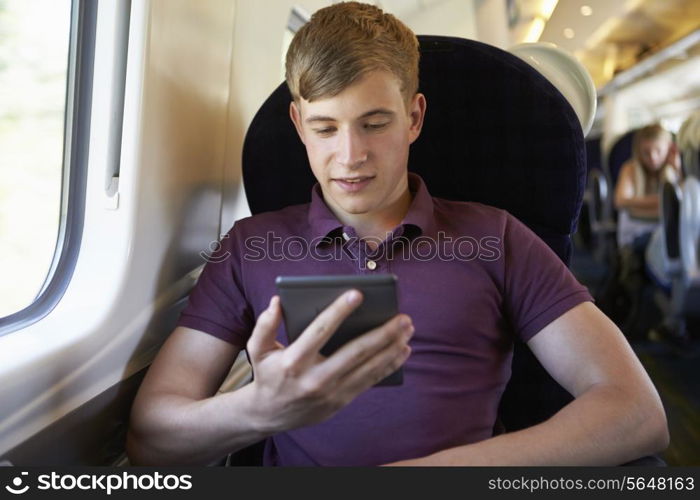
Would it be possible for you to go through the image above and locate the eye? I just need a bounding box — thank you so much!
[364,122,389,131]
[312,127,336,136]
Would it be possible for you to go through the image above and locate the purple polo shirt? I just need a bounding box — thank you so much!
[177,173,592,466]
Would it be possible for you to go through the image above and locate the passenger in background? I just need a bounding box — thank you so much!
[613,124,681,337]
[648,112,700,348]
[614,124,681,252]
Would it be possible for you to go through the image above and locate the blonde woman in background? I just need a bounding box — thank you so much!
[615,124,681,250]
[612,124,681,338]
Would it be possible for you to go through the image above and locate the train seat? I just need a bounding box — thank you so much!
[575,137,603,250]
[608,130,639,186]
[680,177,700,322]
[678,112,700,320]
[652,173,700,347]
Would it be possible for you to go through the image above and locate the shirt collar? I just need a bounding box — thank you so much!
[307,172,436,246]
[402,172,436,237]
[307,184,345,245]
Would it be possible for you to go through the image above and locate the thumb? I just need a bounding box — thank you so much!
[247,295,284,361]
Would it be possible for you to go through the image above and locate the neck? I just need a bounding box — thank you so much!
[333,185,413,249]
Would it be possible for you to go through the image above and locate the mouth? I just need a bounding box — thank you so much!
[332,175,375,193]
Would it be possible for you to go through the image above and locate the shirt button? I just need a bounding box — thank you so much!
[366,260,377,270]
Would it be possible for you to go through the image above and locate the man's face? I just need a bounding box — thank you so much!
[290,70,425,221]
[638,138,670,173]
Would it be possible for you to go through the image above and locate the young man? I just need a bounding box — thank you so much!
[127,2,668,466]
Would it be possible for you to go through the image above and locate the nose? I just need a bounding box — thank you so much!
[649,150,663,167]
[334,128,367,169]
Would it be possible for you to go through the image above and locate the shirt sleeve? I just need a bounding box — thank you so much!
[176,223,254,347]
[502,213,593,342]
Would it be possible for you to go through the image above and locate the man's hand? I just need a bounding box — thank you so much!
[245,291,413,433]
[127,290,412,465]
[665,141,681,171]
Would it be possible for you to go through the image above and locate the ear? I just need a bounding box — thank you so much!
[407,93,426,145]
[289,101,306,144]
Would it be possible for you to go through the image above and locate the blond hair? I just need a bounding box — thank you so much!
[285,2,419,104]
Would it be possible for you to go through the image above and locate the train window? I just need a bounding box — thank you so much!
[0,0,95,332]
[0,0,71,316]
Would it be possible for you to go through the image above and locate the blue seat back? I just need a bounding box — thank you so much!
[608,129,638,186]
[586,137,602,175]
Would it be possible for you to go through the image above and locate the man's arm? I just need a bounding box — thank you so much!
[127,293,413,465]
[388,302,669,465]
[126,326,268,465]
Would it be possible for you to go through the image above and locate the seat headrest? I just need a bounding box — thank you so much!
[243,36,585,263]
[607,129,637,185]
[662,181,683,260]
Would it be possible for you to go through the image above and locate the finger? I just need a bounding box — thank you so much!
[311,314,412,384]
[284,289,363,362]
[246,295,283,361]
